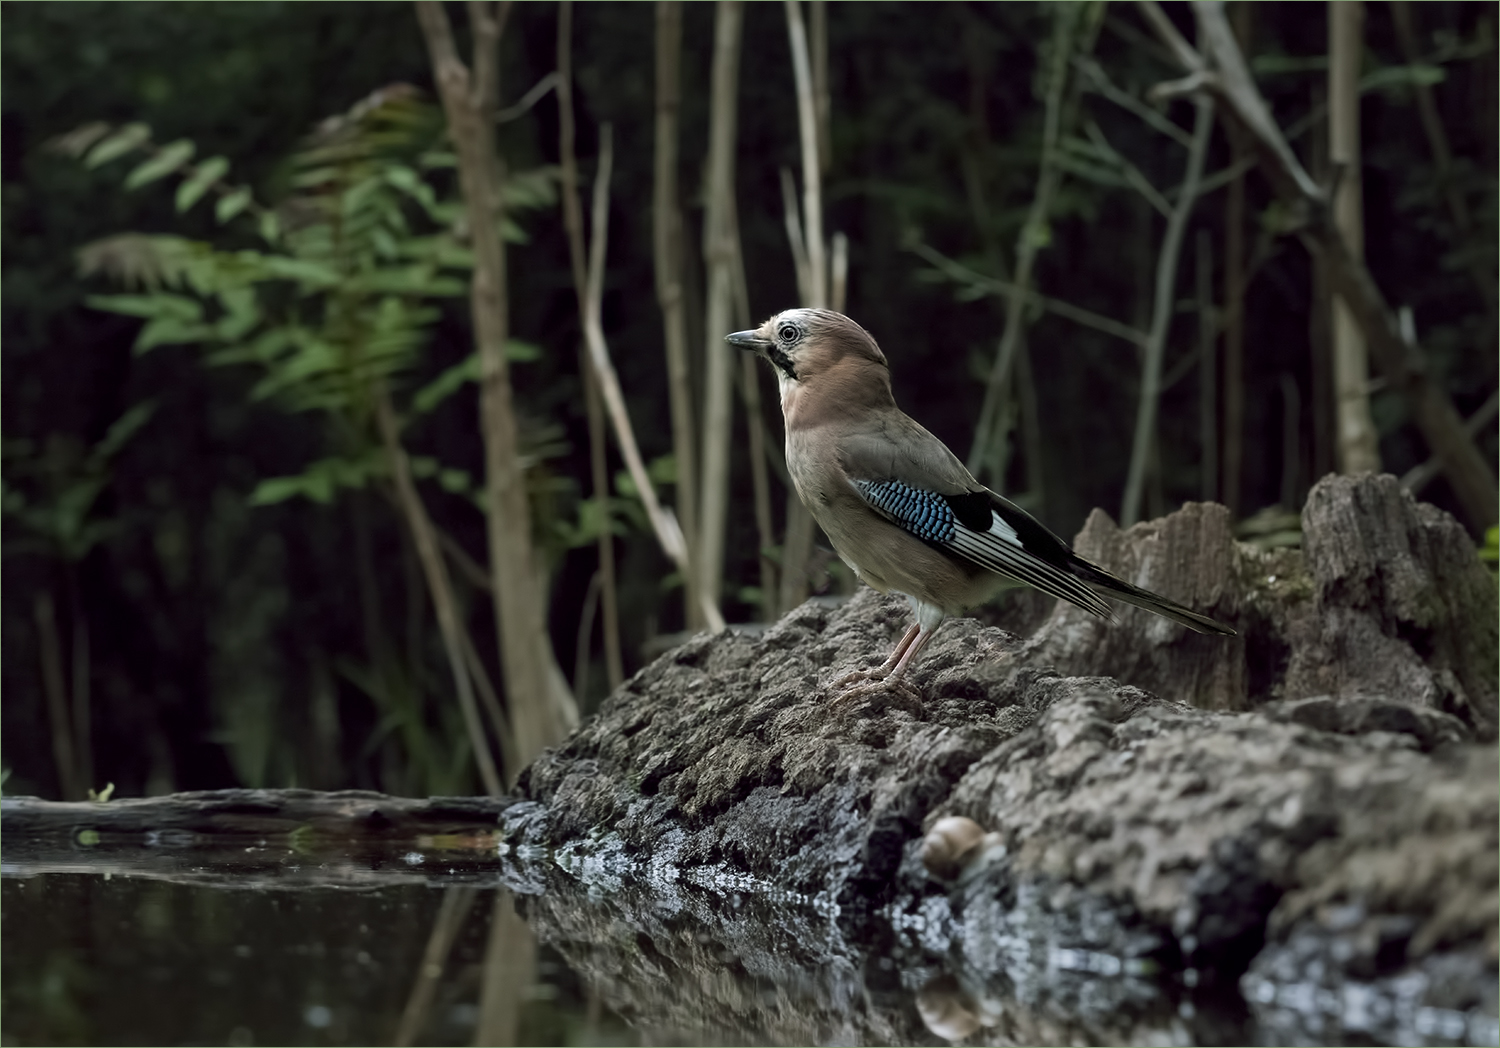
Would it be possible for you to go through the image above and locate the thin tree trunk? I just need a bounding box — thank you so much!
[1015,335,1047,508]
[785,0,825,307]
[1141,0,1498,530]
[777,0,825,614]
[1280,371,1302,508]
[351,492,387,670]
[1308,81,1336,483]
[1219,1,1250,519]
[1390,0,1496,312]
[698,0,745,617]
[1196,229,1218,502]
[653,0,701,631]
[580,127,727,633]
[416,0,577,776]
[585,372,622,690]
[458,619,513,774]
[394,887,479,1047]
[966,5,1077,482]
[729,205,779,620]
[1328,0,1381,474]
[1401,391,1500,496]
[35,591,79,800]
[66,569,92,795]
[472,891,536,1047]
[811,0,831,175]
[1121,97,1213,527]
[572,569,601,700]
[558,1,623,689]
[375,392,503,798]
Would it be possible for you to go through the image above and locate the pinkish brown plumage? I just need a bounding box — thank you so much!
[727,308,1233,699]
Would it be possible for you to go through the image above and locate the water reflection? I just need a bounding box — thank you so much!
[3,864,1495,1046]
[1,875,632,1047]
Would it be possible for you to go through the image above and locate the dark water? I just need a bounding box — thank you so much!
[3,864,1497,1047]
[1,875,634,1047]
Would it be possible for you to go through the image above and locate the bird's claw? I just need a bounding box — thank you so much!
[828,676,923,717]
[833,665,890,689]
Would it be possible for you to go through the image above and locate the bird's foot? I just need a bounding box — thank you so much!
[832,664,891,689]
[829,675,923,717]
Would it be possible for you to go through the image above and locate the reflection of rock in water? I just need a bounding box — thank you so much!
[517,881,925,1046]
[501,476,1496,1047]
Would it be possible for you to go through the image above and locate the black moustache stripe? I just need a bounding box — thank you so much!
[768,346,797,381]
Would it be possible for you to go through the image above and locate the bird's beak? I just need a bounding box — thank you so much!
[725,329,772,352]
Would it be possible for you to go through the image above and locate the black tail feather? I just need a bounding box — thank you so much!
[1070,561,1237,636]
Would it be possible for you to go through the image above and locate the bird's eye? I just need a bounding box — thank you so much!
[777,323,799,344]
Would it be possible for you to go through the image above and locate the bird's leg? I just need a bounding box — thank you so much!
[883,623,936,684]
[834,621,922,687]
[830,621,933,715]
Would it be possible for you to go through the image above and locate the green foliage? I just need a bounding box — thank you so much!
[2,402,156,563]
[68,88,548,490]
[1480,526,1498,577]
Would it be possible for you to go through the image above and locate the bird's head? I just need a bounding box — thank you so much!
[726,308,888,388]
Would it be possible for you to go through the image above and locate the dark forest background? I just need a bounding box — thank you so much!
[3,1,1495,801]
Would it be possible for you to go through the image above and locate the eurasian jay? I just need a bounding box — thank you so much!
[727,308,1234,696]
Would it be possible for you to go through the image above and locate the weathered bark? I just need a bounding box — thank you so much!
[1285,472,1499,737]
[2,788,509,842]
[1008,473,1497,735]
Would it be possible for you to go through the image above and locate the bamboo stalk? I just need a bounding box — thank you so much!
[1120,96,1214,527]
[698,0,746,619]
[653,0,701,632]
[375,391,503,798]
[558,0,623,689]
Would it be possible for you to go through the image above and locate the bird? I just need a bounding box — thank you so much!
[726,307,1235,701]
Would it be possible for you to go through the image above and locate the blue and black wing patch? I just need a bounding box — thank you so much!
[853,479,1113,620]
[857,481,958,543]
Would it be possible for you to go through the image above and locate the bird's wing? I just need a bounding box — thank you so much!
[839,415,1114,619]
